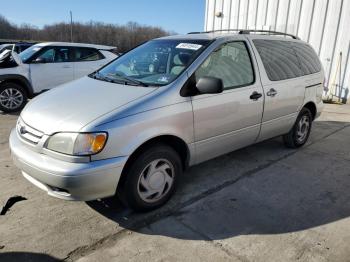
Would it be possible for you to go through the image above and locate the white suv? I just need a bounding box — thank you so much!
[0,42,117,112]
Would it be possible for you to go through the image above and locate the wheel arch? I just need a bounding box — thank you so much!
[117,134,190,190]
[303,101,317,120]
[0,74,34,98]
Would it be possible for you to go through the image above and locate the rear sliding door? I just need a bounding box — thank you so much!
[251,39,306,141]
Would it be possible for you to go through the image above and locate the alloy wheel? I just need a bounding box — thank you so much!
[0,88,24,110]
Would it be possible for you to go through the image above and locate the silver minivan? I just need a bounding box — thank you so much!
[10,30,324,211]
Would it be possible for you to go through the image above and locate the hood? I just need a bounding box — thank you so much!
[0,50,21,68]
[21,76,156,134]
[0,49,11,61]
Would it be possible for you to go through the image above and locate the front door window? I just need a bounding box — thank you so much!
[195,41,254,90]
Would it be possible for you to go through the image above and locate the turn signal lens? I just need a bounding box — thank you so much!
[92,134,107,153]
[74,133,108,155]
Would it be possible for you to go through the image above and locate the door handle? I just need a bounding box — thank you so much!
[250,91,263,100]
[62,65,72,68]
[266,88,277,97]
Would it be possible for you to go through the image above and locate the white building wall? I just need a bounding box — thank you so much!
[205,0,350,100]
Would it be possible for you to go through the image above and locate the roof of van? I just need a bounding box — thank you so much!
[33,42,116,50]
[157,32,303,42]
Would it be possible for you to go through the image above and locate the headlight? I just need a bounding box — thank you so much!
[46,132,107,156]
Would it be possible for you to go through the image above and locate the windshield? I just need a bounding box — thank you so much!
[19,45,42,62]
[95,39,211,86]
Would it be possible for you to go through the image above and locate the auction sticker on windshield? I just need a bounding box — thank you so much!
[176,43,202,50]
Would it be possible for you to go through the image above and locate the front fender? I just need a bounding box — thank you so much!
[90,101,194,162]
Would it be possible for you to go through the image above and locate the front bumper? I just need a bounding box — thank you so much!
[9,128,127,201]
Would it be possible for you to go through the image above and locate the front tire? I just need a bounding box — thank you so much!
[120,144,182,212]
[0,82,27,113]
[283,107,312,148]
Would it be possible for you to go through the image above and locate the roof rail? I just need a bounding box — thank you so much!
[188,29,300,40]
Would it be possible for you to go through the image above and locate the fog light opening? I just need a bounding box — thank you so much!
[50,186,70,196]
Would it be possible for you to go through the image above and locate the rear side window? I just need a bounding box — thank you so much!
[253,40,302,81]
[292,43,321,75]
[74,48,104,61]
[195,41,254,90]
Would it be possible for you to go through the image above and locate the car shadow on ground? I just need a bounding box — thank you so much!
[0,111,20,116]
[86,120,350,241]
[0,252,60,262]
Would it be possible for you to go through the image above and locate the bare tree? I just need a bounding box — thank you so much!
[0,14,172,52]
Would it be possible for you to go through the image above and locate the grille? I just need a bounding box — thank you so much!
[17,119,44,144]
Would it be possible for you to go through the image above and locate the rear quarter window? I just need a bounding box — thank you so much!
[253,40,302,81]
[292,43,322,75]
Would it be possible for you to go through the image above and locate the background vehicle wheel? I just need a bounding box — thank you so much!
[120,144,182,212]
[283,107,312,148]
[0,82,27,113]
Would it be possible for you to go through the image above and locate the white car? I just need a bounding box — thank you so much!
[0,42,118,112]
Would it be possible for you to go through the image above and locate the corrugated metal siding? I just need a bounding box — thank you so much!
[205,0,350,100]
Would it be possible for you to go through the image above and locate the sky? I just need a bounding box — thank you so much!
[0,0,205,34]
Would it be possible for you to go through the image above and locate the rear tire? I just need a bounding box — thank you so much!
[119,144,182,212]
[0,82,27,113]
[283,107,312,148]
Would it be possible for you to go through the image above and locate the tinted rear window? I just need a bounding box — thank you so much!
[292,43,321,75]
[74,47,104,61]
[253,40,302,81]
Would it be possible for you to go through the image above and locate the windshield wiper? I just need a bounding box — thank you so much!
[110,73,149,87]
[92,72,149,87]
[91,72,124,84]
[92,72,110,81]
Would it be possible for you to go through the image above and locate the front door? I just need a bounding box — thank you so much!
[191,41,264,164]
[29,46,74,92]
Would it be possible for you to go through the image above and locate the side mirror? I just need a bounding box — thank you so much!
[196,76,223,94]
[32,57,47,64]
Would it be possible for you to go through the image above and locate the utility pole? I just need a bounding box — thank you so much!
[70,11,73,42]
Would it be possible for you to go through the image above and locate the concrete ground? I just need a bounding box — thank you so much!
[1,103,350,262]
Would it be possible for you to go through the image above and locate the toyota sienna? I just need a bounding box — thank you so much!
[10,30,324,211]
